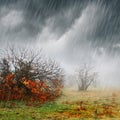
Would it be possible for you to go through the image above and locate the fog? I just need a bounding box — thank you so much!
[0,0,120,88]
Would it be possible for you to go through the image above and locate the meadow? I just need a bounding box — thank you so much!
[0,88,120,120]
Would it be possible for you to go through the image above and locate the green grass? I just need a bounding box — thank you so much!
[0,89,120,120]
[0,101,70,120]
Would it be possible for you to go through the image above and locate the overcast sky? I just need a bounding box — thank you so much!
[0,0,120,87]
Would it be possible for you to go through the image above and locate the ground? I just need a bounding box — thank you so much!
[0,88,120,120]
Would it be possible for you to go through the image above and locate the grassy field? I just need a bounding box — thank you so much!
[0,88,120,120]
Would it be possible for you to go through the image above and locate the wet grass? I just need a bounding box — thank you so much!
[0,89,120,120]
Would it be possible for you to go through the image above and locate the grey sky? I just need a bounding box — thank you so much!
[0,0,119,44]
[0,0,120,87]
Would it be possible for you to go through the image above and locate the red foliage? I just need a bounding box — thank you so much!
[0,74,63,103]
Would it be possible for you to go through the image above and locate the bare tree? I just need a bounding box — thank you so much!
[76,64,97,91]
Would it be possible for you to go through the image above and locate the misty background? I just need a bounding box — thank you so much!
[0,0,120,88]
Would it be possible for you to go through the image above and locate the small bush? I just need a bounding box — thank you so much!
[0,47,64,103]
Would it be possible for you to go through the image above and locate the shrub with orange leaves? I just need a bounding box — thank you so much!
[0,73,63,103]
[0,47,64,104]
